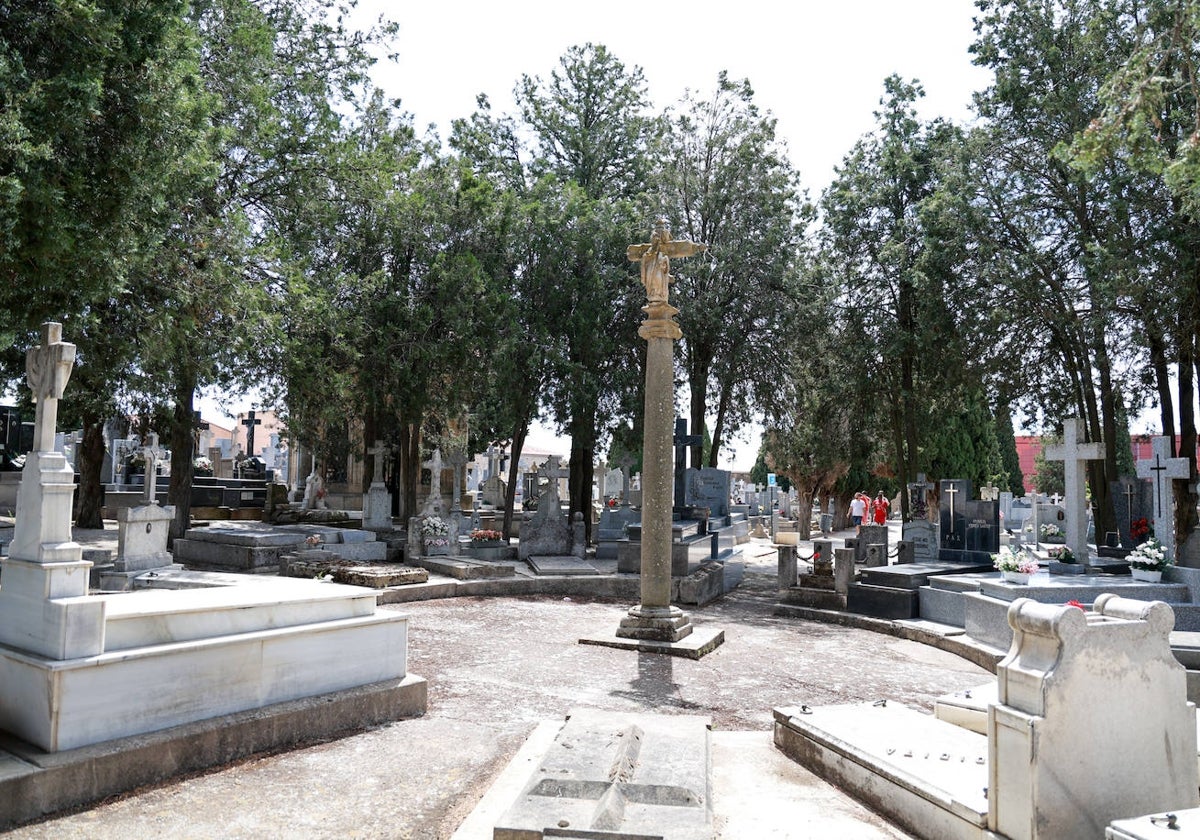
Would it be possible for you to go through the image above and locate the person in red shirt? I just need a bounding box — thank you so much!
[872,491,890,525]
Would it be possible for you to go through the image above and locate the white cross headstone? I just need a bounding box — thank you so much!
[421,448,446,516]
[26,322,76,453]
[1043,418,1104,562]
[367,439,388,487]
[138,432,168,506]
[1136,435,1191,562]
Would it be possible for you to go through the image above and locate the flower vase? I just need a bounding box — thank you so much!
[1130,568,1162,583]
[1002,571,1030,585]
[423,540,451,557]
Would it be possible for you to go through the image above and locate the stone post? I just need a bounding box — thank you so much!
[777,544,798,590]
[616,220,707,644]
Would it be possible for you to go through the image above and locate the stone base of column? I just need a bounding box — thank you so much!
[615,605,694,642]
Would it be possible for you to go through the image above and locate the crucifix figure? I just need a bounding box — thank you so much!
[241,410,262,457]
[138,432,168,506]
[1136,435,1191,562]
[1043,417,1105,562]
[626,217,707,307]
[26,322,76,453]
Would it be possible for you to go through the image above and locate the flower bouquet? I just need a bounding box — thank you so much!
[421,516,450,554]
[993,545,1038,583]
[470,528,503,543]
[1128,537,1168,581]
[1130,517,1151,543]
[1039,522,1065,543]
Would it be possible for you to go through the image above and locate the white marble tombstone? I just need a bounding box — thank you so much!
[1042,418,1104,561]
[989,596,1198,839]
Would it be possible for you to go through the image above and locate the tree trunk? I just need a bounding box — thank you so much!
[688,361,707,471]
[167,377,196,546]
[1149,330,1176,441]
[396,423,419,524]
[796,488,812,540]
[74,411,106,528]
[569,436,595,546]
[361,411,377,491]
[503,422,529,541]
[1175,325,1199,545]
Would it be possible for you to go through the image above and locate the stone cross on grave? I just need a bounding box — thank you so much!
[485,445,500,480]
[673,418,701,508]
[495,711,709,838]
[421,448,446,516]
[908,473,931,520]
[138,432,168,506]
[1044,417,1105,562]
[538,455,569,507]
[367,440,388,488]
[192,410,209,449]
[446,449,468,513]
[241,410,262,457]
[1137,434,1191,562]
[26,322,76,452]
[616,452,636,503]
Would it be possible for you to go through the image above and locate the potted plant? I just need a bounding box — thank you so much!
[193,455,214,477]
[993,545,1039,584]
[1128,537,1168,582]
[470,528,503,545]
[1039,522,1065,544]
[421,515,451,555]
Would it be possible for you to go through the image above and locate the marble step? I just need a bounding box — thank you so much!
[100,576,379,652]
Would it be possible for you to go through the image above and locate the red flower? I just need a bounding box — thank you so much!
[1066,600,1085,610]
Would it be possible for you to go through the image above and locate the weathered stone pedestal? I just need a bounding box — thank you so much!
[594,222,722,659]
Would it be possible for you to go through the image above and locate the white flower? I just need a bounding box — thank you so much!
[992,546,1032,573]
[1128,538,1168,571]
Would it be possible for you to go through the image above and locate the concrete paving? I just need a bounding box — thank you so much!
[1,522,991,839]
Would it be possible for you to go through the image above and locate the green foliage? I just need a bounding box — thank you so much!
[1032,432,1065,497]
[994,404,1026,494]
[657,71,812,467]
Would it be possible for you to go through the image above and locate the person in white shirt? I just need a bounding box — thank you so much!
[849,492,867,531]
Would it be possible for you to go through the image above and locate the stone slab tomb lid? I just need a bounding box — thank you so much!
[495,707,713,840]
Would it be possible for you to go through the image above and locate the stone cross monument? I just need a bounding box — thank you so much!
[1043,417,1104,563]
[616,219,709,646]
[0,323,106,659]
[1136,434,1191,562]
[138,432,168,506]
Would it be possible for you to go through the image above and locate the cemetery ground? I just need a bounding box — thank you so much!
[0,520,992,839]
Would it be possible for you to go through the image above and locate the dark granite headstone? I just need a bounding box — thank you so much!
[1110,476,1153,549]
[683,468,731,519]
[963,498,1000,555]
[938,479,972,554]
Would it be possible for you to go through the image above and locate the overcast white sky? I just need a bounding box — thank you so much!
[359,0,990,197]
[206,1,995,470]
